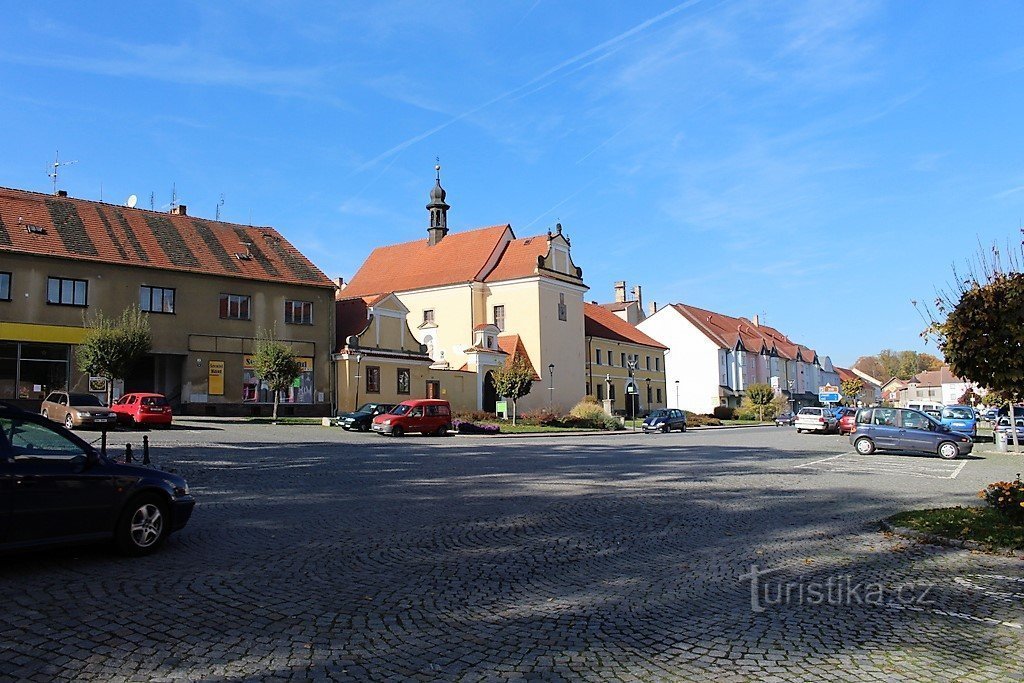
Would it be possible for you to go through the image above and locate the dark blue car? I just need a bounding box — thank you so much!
[849,407,972,460]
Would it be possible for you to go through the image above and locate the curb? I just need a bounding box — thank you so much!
[880,519,1024,559]
[450,422,773,439]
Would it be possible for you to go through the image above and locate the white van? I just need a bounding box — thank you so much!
[906,401,943,416]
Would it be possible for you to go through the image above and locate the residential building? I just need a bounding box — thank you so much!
[599,281,650,325]
[848,367,883,404]
[584,302,667,414]
[901,366,979,407]
[338,171,588,412]
[0,186,335,415]
[637,304,834,414]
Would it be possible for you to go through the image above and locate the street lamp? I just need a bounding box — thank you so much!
[548,363,555,406]
[645,377,651,410]
[675,379,680,409]
[352,353,363,411]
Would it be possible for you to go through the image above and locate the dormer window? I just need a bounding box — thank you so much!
[486,335,494,349]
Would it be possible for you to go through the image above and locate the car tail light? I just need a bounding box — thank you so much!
[818,417,825,423]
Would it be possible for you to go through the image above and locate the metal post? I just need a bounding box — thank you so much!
[548,363,555,407]
[675,380,680,409]
[124,442,133,464]
[101,430,107,458]
[353,353,362,411]
[142,435,150,465]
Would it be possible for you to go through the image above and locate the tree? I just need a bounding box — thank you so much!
[745,383,775,422]
[853,349,943,380]
[841,378,864,406]
[77,306,151,407]
[489,356,534,425]
[958,387,982,406]
[921,241,1024,452]
[251,329,304,422]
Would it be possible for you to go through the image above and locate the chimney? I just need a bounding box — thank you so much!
[56,190,68,198]
[335,277,346,290]
[632,284,643,311]
[171,204,187,216]
[648,301,657,315]
[614,281,627,303]
[752,314,760,327]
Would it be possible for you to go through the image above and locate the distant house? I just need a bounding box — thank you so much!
[903,366,978,407]
[584,302,667,414]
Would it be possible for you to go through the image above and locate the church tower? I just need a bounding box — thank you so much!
[426,163,450,246]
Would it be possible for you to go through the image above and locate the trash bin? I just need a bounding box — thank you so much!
[995,431,1008,452]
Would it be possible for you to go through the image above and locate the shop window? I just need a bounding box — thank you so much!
[46,277,87,306]
[366,366,381,393]
[242,355,314,404]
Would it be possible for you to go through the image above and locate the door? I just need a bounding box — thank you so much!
[482,372,497,412]
[867,408,900,448]
[898,409,939,453]
[2,416,115,544]
[425,381,441,400]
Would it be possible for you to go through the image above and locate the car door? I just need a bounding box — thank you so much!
[897,409,938,453]
[2,416,116,545]
[0,427,11,544]
[868,408,900,448]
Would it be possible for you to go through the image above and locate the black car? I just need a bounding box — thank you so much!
[336,403,396,431]
[642,409,687,433]
[774,412,796,426]
[0,404,195,556]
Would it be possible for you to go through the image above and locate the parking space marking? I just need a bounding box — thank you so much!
[795,452,967,479]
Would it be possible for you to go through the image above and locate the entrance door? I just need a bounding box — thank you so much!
[482,372,498,413]
[425,380,440,399]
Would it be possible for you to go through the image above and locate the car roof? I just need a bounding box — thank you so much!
[399,399,449,405]
[123,392,165,397]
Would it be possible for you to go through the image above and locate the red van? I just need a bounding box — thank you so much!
[371,399,452,437]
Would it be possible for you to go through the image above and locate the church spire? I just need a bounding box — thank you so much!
[426,160,450,246]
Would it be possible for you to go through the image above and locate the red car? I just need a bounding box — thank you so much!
[371,399,451,437]
[111,393,173,427]
[838,412,857,435]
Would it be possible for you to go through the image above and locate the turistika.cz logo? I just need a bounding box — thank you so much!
[740,564,935,613]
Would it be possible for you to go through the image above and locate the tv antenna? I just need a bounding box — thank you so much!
[215,193,225,221]
[149,192,155,210]
[47,150,78,194]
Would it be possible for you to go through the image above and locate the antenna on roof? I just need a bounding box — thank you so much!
[126,194,138,209]
[47,150,78,195]
[99,181,103,203]
[215,193,225,221]
[169,183,178,213]
[149,192,155,210]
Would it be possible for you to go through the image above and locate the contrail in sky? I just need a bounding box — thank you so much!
[356,0,706,172]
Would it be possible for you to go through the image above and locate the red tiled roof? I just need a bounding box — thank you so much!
[671,304,764,352]
[0,186,334,288]
[482,236,549,283]
[584,303,667,349]
[335,297,370,350]
[342,225,510,296]
[599,301,632,312]
[497,334,541,380]
[911,366,965,387]
[835,366,858,383]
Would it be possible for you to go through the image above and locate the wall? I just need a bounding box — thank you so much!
[638,308,722,414]
[586,337,667,413]
[394,285,474,369]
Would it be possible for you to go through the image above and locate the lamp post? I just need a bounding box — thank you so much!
[548,363,555,407]
[787,379,794,413]
[352,353,363,411]
[645,377,651,410]
[675,379,680,409]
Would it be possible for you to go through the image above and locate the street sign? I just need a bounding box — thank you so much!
[819,392,842,403]
[626,382,638,395]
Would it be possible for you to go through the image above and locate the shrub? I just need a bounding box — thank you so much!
[735,405,759,421]
[569,400,605,421]
[712,406,736,420]
[579,395,599,405]
[454,410,496,423]
[689,415,722,427]
[979,474,1024,524]
[519,409,563,426]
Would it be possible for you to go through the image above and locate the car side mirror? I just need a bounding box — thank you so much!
[70,453,88,472]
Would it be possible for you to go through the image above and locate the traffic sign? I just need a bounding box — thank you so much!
[819,392,841,403]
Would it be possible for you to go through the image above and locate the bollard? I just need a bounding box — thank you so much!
[125,442,133,464]
[101,430,107,458]
[996,431,1008,453]
[143,435,151,465]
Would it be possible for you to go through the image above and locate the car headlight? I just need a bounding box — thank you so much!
[79,411,93,417]
[381,419,391,425]
[174,485,189,496]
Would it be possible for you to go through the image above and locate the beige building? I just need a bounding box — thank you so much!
[584,303,667,414]
[339,172,588,412]
[0,186,335,416]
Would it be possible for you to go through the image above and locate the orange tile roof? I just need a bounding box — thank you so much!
[0,186,334,288]
[671,303,827,364]
[482,235,549,282]
[584,303,667,349]
[497,334,541,379]
[335,297,371,349]
[835,366,858,383]
[341,224,511,297]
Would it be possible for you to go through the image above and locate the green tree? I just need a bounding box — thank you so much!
[489,356,535,425]
[77,306,151,407]
[922,242,1024,451]
[745,383,775,422]
[251,329,304,422]
[841,378,864,406]
[854,349,943,380]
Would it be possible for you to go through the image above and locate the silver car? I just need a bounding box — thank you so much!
[795,407,837,433]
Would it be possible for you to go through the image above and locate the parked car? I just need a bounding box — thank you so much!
[939,405,977,438]
[983,408,999,421]
[795,407,838,433]
[336,403,396,431]
[40,391,117,430]
[838,412,857,435]
[907,401,944,414]
[111,393,173,428]
[849,407,972,459]
[774,412,796,427]
[372,399,452,437]
[993,416,1024,438]
[642,409,687,433]
[0,403,195,555]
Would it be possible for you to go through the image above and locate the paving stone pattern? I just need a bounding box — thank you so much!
[1,425,1022,681]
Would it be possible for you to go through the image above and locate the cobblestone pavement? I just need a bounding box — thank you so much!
[2,424,1022,682]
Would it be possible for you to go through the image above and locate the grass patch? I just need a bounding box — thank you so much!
[888,506,1024,550]
[244,417,324,425]
[484,423,602,433]
[721,419,764,425]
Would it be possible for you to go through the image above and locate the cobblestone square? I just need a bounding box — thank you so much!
[2,424,1021,681]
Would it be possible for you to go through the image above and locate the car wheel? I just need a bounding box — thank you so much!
[42,409,49,420]
[937,441,960,460]
[391,426,404,437]
[435,424,449,437]
[64,414,74,430]
[854,437,875,455]
[662,424,670,434]
[359,422,370,432]
[115,494,169,556]
[681,424,686,432]
[796,428,803,434]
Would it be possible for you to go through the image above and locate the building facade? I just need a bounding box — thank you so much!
[584,302,667,414]
[0,187,335,415]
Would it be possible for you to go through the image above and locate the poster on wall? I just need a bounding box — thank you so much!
[208,361,225,396]
[88,376,108,392]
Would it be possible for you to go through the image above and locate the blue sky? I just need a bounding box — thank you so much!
[2,1,1023,366]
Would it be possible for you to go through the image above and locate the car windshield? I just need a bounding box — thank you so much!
[356,404,376,413]
[69,393,103,406]
[647,410,669,419]
[390,404,412,416]
[942,407,974,420]
[797,408,819,415]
